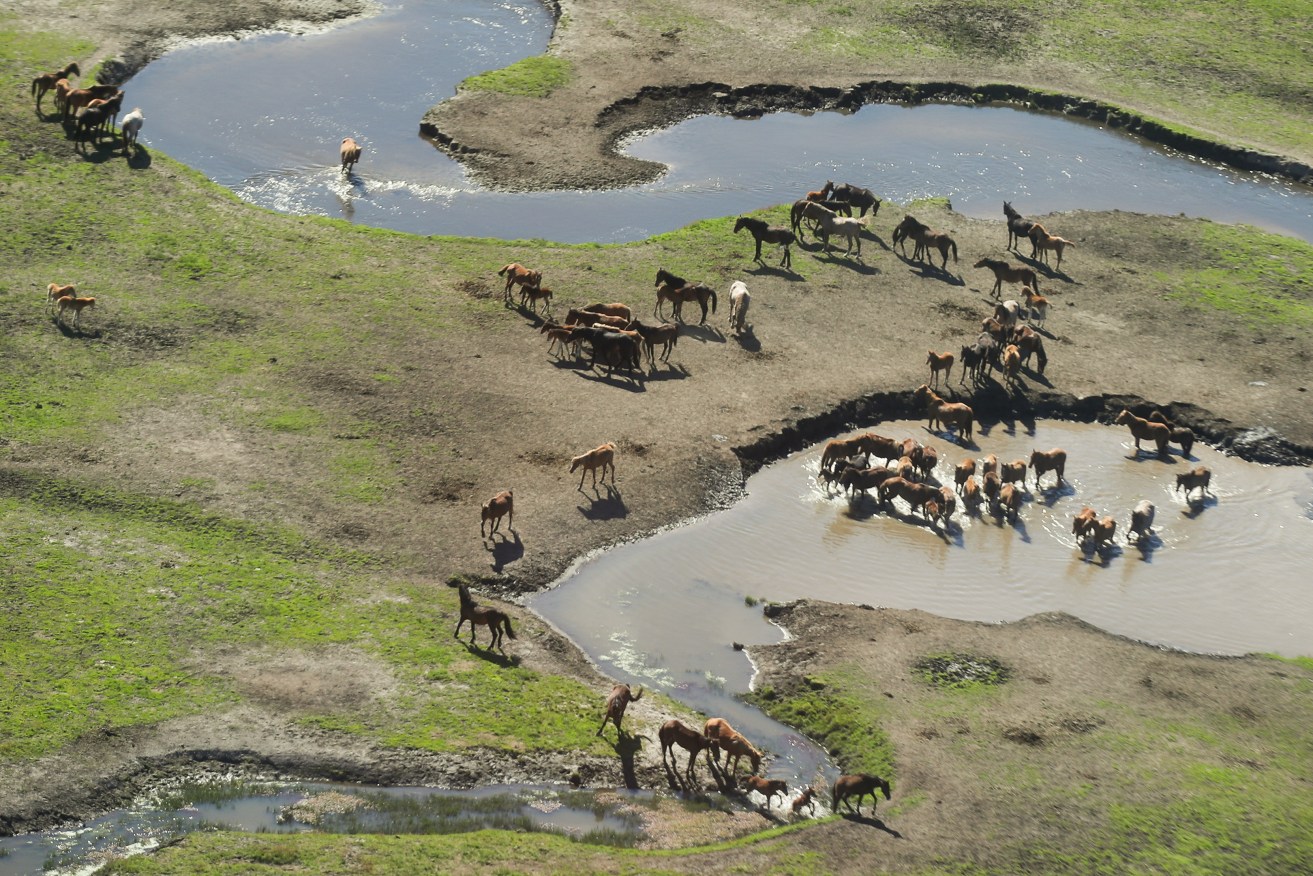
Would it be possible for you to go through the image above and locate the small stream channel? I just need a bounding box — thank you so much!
[122,0,1313,243]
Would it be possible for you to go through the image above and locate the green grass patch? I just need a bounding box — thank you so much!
[460,56,572,97]
[748,670,895,778]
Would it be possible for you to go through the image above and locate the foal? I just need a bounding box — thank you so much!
[926,350,954,387]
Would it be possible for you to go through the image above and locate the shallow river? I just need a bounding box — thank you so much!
[123,0,1313,243]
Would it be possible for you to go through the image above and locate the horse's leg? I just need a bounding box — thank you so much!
[780,244,791,269]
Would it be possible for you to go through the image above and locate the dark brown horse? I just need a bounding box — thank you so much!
[893,215,957,268]
[827,182,882,217]
[974,257,1040,299]
[1003,201,1036,251]
[655,283,717,324]
[832,774,891,816]
[658,719,716,784]
[450,581,516,651]
[734,216,795,269]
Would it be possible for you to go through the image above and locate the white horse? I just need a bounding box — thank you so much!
[728,280,751,334]
[815,211,868,257]
[120,107,144,152]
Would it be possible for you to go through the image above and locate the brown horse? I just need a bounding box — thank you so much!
[1028,223,1075,269]
[704,717,763,775]
[1001,343,1022,387]
[497,262,542,305]
[597,683,643,738]
[954,457,976,492]
[974,257,1040,299]
[625,319,680,365]
[926,350,954,387]
[340,136,362,172]
[791,787,818,817]
[46,282,76,310]
[518,284,553,314]
[893,215,956,268]
[997,482,1022,522]
[1148,411,1196,457]
[876,476,940,516]
[480,490,514,537]
[913,384,974,443]
[658,719,715,784]
[55,295,96,328]
[1029,448,1067,488]
[32,62,79,111]
[451,581,516,651]
[1175,466,1212,500]
[655,283,717,324]
[570,442,616,489]
[832,773,891,816]
[1080,515,1117,550]
[1022,287,1048,325]
[1000,458,1028,488]
[743,775,789,809]
[1115,409,1171,457]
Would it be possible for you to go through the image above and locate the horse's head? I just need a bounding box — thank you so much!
[733,217,745,233]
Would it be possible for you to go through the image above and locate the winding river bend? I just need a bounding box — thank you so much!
[123,0,1313,243]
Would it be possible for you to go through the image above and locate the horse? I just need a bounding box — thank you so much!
[734,216,795,269]
[923,350,955,387]
[1080,515,1117,550]
[820,433,876,473]
[480,489,514,537]
[625,319,680,365]
[566,308,627,330]
[804,181,833,202]
[974,257,1040,299]
[893,215,957,268]
[876,476,940,516]
[53,79,74,116]
[74,105,110,148]
[572,326,641,376]
[120,107,144,153]
[791,787,818,817]
[55,295,96,328]
[597,683,643,738]
[1003,201,1036,251]
[814,211,868,257]
[959,343,988,385]
[790,199,836,239]
[580,300,631,319]
[1114,409,1171,457]
[719,281,751,336]
[1000,458,1028,488]
[1022,287,1048,325]
[983,470,1001,506]
[839,465,898,497]
[962,475,982,513]
[704,718,763,776]
[571,442,616,489]
[936,484,958,521]
[46,283,76,310]
[658,719,716,784]
[540,321,581,358]
[831,774,891,817]
[913,444,939,482]
[62,85,113,120]
[1175,466,1212,500]
[340,136,362,172]
[828,182,882,218]
[998,482,1022,523]
[1128,499,1156,543]
[1001,344,1022,387]
[518,284,553,314]
[497,263,542,306]
[656,283,716,324]
[450,580,516,651]
[1148,411,1196,457]
[1029,448,1067,487]
[912,384,974,443]
[743,775,789,810]
[32,62,79,111]
[1028,224,1075,269]
[1011,326,1048,373]
[1072,506,1098,538]
[954,458,976,493]
[86,91,125,133]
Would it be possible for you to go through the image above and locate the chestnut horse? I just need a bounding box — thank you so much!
[1028,223,1075,269]
[1175,466,1212,500]
[1114,409,1171,457]
[974,257,1040,299]
[340,136,362,172]
[704,717,763,776]
[597,683,643,738]
[926,350,954,387]
[55,295,96,328]
[451,581,516,651]
[47,282,76,310]
[480,490,514,537]
[832,774,891,817]
[743,775,789,809]
[913,384,974,443]
[893,215,956,268]
[570,442,616,489]
[1029,448,1067,488]
[32,62,79,111]
[497,262,542,305]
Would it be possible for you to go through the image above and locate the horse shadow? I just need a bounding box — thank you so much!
[678,323,726,344]
[840,812,904,838]
[459,639,521,668]
[1024,369,1054,388]
[900,257,965,286]
[829,255,881,275]
[645,362,691,380]
[485,530,523,572]
[126,146,152,170]
[1080,543,1122,566]
[1129,534,1160,562]
[843,493,882,520]
[1179,494,1218,519]
[578,484,628,520]
[1034,482,1076,507]
[53,319,102,340]
[605,731,648,791]
[732,328,761,352]
[745,263,803,281]
[574,369,646,392]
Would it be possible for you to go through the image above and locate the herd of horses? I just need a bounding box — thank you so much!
[32,60,144,154]
[818,398,1213,550]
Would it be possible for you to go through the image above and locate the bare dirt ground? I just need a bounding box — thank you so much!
[5,0,1313,863]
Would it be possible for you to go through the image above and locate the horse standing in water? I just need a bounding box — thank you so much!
[340,136,362,172]
[450,581,516,652]
[734,216,795,269]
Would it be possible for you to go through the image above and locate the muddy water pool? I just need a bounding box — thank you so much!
[122,1,1313,242]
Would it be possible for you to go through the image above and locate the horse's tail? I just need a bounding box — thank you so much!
[497,264,510,276]
[632,685,644,701]
[1035,339,1048,374]
[950,240,959,262]
[708,288,717,315]
[31,77,38,97]
[502,615,516,639]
